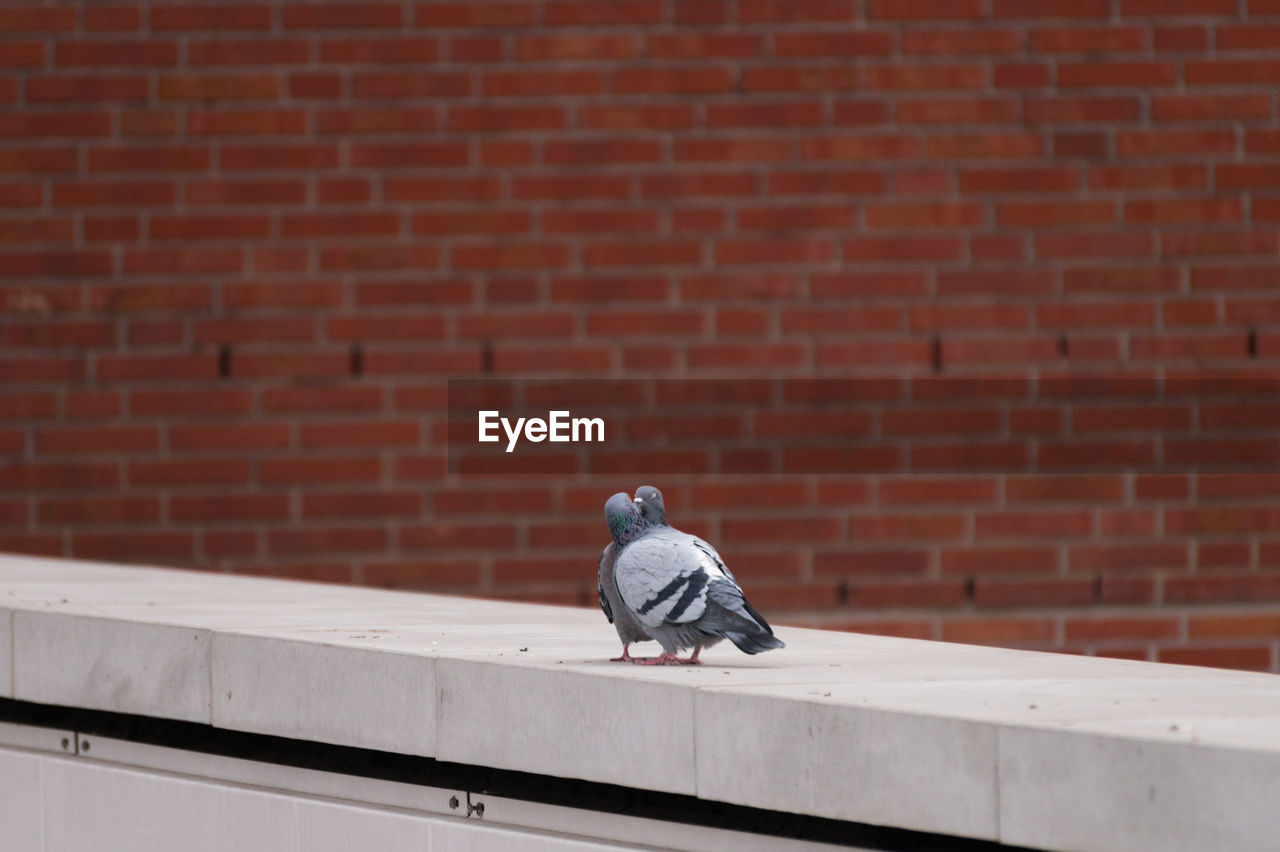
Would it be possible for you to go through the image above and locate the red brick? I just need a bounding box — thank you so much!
[1125,198,1242,225]
[39,496,159,525]
[303,491,420,518]
[1024,96,1140,123]
[997,200,1116,227]
[976,579,1095,608]
[515,33,636,60]
[1065,617,1180,642]
[910,304,1030,331]
[1158,646,1272,672]
[993,63,1052,89]
[959,167,1077,194]
[57,40,178,66]
[740,0,856,22]
[1029,26,1147,52]
[852,513,967,541]
[816,549,930,578]
[188,110,307,136]
[1061,267,1181,293]
[1060,61,1177,87]
[704,101,825,129]
[613,67,736,95]
[28,76,149,103]
[902,29,1021,55]
[1037,301,1157,329]
[172,494,289,522]
[1116,130,1236,156]
[36,426,158,455]
[976,510,1093,539]
[1153,95,1272,122]
[545,139,662,166]
[1072,543,1187,573]
[282,3,402,28]
[913,441,1031,469]
[514,174,630,201]
[0,8,76,31]
[773,30,893,56]
[270,527,388,555]
[152,4,272,29]
[1088,165,1207,190]
[73,532,193,561]
[130,389,254,417]
[1199,473,1280,499]
[1186,59,1280,85]
[743,66,860,92]
[845,236,964,262]
[189,38,310,65]
[1123,0,1234,12]
[885,407,1003,436]
[1189,615,1280,639]
[1131,333,1249,360]
[581,104,695,130]
[813,271,931,298]
[1161,229,1278,254]
[1154,25,1208,50]
[170,423,291,452]
[866,201,985,228]
[129,460,252,487]
[0,112,112,138]
[1006,474,1125,502]
[865,64,986,91]
[261,457,381,485]
[454,242,571,270]
[942,617,1056,645]
[151,215,271,241]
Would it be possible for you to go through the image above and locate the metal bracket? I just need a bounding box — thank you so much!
[448,791,485,819]
[465,791,485,819]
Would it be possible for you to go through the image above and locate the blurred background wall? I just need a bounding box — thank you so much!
[3,0,1280,670]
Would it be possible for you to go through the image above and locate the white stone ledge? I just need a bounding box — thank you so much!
[3,554,1280,852]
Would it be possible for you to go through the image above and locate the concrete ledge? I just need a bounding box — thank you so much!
[3,554,1279,851]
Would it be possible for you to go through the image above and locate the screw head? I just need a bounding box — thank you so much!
[60,737,70,751]
[80,739,90,752]
[448,796,459,810]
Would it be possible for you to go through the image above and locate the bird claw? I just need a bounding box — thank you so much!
[632,653,683,666]
[610,647,633,662]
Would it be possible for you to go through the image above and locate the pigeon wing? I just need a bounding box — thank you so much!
[596,542,615,624]
[614,530,722,630]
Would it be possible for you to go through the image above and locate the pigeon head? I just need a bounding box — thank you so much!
[632,485,667,526]
[605,492,648,546]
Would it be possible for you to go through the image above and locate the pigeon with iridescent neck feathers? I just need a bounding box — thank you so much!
[596,537,653,663]
[604,491,783,665]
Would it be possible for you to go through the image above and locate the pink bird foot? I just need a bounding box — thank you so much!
[611,647,660,660]
[632,652,683,666]
[678,647,703,665]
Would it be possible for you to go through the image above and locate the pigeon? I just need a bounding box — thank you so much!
[632,485,737,583]
[604,492,784,666]
[597,538,654,663]
[632,484,669,526]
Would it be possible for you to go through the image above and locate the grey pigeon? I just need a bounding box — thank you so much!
[604,492,784,665]
[597,539,653,662]
[633,485,737,584]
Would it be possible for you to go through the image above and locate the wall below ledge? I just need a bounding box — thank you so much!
[2,553,1279,852]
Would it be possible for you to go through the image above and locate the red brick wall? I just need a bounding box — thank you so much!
[4,1,1280,671]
